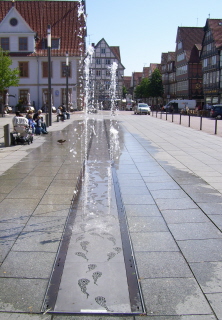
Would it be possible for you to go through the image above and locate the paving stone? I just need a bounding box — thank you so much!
[122,194,155,205]
[119,186,149,195]
[127,216,168,232]
[33,204,70,217]
[161,208,209,223]
[141,278,213,316]
[145,181,181,190]
[155,198,198,210]
[135,251,192,278]
[125,204,161,217]
[190,261,222,293]
[0,313,51,319]
[135,316,216,320]
[0,278,48,312]
[177,239,222,262]
[130,232,179,251]
[206,293,222,320]
[198,202,222,215]
[168,222,222,240]
[0,251,56,278]
[208,214,222,231]
[11,231,62,252]
[150,189,188,199]
[22,216,67,233]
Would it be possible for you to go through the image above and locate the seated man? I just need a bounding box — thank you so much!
[33,109,48,133]
[13,112,29,137]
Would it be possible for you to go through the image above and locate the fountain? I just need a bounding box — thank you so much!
[43,1,143,315]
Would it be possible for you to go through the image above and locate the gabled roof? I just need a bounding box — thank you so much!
[94,38,125,69]
[0,1,86,57]
[176,27,204,61]
[110,46,120,60]
[204,19,222,49]
[161,53,168,64]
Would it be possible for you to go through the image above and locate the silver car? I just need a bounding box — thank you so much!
[134,103,151,115]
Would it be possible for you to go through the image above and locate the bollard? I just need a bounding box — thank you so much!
[215,119,217,135]
[156,111,157,118]
[200,116,202,130]
[45,113,49,127]
[166,112,167,121]
[172,112,174,122]
[180,114,181,124]
[188,115,190,127]
[4,124,10,147]
[160,112,162,119]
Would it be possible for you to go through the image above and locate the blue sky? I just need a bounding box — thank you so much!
[85,0,222,76]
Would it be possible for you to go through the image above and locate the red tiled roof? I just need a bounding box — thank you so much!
[176,27,204,61]
[0,1,86,57]
[206,19,222,48]
[110,46,121,60]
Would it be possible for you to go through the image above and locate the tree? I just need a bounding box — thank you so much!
[122,85,127,98]
[0,48,20,115]
[134,77,150,99]
[149,68,164,98]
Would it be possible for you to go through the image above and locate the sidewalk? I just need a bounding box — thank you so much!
[0,111,222,320]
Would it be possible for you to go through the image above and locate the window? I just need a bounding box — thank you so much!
[61,62,71,77]
[206,43,212,52]
[19,62,29,77]
[52,39,60,49]
[96,70,101,76]
[101,48,105,54]
[177,80,188,91]
[42,61,53,78]
[211,56,217,65]
[96,59,101,65]
[19,37,28,51]
[177,42,182,50]
[1,38,9,50]
[203,59,208,67]
[43,38,60,49]
[105,59,110,65]
[19,90,29,105]
[177,52,185,62]
[61,88,72,104]
[106,70,110,76]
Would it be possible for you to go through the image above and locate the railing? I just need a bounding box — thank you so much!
[151,110,222,136]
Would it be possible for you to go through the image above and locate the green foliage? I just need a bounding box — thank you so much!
[149,68,164,98]
[134,68,164,99]
[122,85,127,98]
[135,77,150,99]
[0,48,20,95]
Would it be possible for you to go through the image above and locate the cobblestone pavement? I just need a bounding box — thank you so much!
[0,111,222,320]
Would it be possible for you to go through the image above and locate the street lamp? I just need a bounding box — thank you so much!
[66,51,69,112]
[47,24,52,126]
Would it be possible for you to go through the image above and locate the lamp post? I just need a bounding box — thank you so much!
[47,24,52,126]
[66,51,69,112]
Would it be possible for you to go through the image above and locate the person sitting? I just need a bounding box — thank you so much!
[28,114,36,134]
[57,106,65,121]
[33,109,48,133]
[61,104,67,120]
[13,112,29,138]
[35,115,43,135]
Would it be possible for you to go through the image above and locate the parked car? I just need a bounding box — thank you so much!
[210,105,222,119]
[134,103,151,115]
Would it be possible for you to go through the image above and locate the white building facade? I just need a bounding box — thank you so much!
[90,38,125,109]
[0,1,86,111]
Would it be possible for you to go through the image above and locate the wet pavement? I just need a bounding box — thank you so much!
[0,111,222,320]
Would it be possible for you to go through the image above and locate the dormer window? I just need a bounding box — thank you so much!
[43,38,60,49]
[19,37,28,51]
